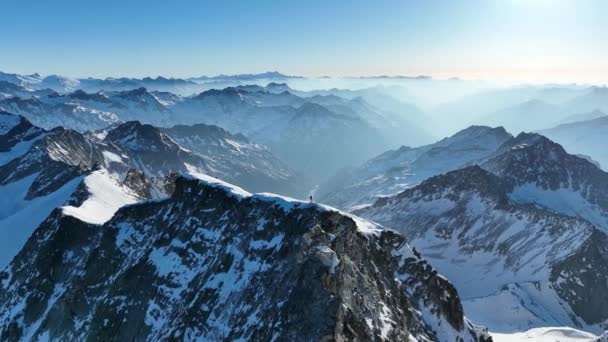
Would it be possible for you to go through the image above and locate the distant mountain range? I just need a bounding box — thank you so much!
[0,71,300,94]
[354,130,608,335]
[0,110,493,341]
[540,114,608,170]
[1,69,607,340]
[0,80,433,185]
[0,112,307,268]
[430,84,608,134]
[319,125,513,209]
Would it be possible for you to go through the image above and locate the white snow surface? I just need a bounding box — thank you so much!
[491,327,598,342]
[185,171,385,236]
[62,169,141,224]
[357,187,604,334]
[184,171,252,198]
[511,183,608,232]
[463,282,596,334]
[0,174,82,269]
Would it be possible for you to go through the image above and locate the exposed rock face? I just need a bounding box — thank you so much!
[0,126,98,199]
[103,121,306,196]
[0,174,490,342]
[481,132,608,231]
[0,96,121,131]
[121,168,153,199]
[0,113,301,273]
[162,123,308,196]
[550,230,608,325]
[0,111,45,153]
[356,165,608,334]
[103,120,210,176]
[0,113,303,201]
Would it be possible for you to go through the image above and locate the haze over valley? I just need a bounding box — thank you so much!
[2,1,608,341]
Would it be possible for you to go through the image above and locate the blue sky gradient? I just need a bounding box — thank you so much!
[2,0,607,81]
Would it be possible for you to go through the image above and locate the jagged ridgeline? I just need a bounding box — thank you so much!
[356,133,608,335]
[0,173,490,341]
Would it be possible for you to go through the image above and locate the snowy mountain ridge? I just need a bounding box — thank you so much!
[0,170,490,341]
[320,125,513,210]
[355,144,608,336]
[0,113,306,269]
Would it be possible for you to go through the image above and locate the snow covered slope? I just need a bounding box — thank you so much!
[0,78,433,183]
[0,87,174,131]
[481,132,608,233]
[106,87,175,126]
[320,125,513,210]
[0,114,307,269]
[101,121,304,196]
[492,327,598,342]
[0,172,490,341]
[0,96,120,131]
[0,173,82,269]
[169,86,430,182]
[356,165,608,335]
[61,169,143,224]
[0,116,156,268]
[162,123,308,196]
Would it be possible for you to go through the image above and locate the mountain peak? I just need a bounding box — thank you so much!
[438,125,512,147]
[265,82,292,93]
[460,125,508,136]
[266,82,288,87]
[487,132,570,167]
[295,102,334,116]
[505,132,558,151]
[104,121,174,152]
[106,120,155,136]
[195,87,243,99]
[163,123,246,142]
[67,89,110,102]
[389,165,510,205]
[120,87,150,97]
[0,165,488,341]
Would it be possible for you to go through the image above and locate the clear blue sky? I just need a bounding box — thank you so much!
[2,0,607,82]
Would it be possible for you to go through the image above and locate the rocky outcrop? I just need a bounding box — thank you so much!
[0,174,490,341]
[356,164,608,334]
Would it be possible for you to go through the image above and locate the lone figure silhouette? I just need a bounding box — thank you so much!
[309,195,313,203]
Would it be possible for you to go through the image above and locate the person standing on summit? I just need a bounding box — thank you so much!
[309,195,313,203]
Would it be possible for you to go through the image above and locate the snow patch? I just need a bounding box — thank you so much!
[62,169,140,224]
[314,246,340,273]
[102,150,125,165]
[491,327,598,342]
[184,170,252,198]
[184,171,386,236]
[0,174,82,269]
[510,183,608,232]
